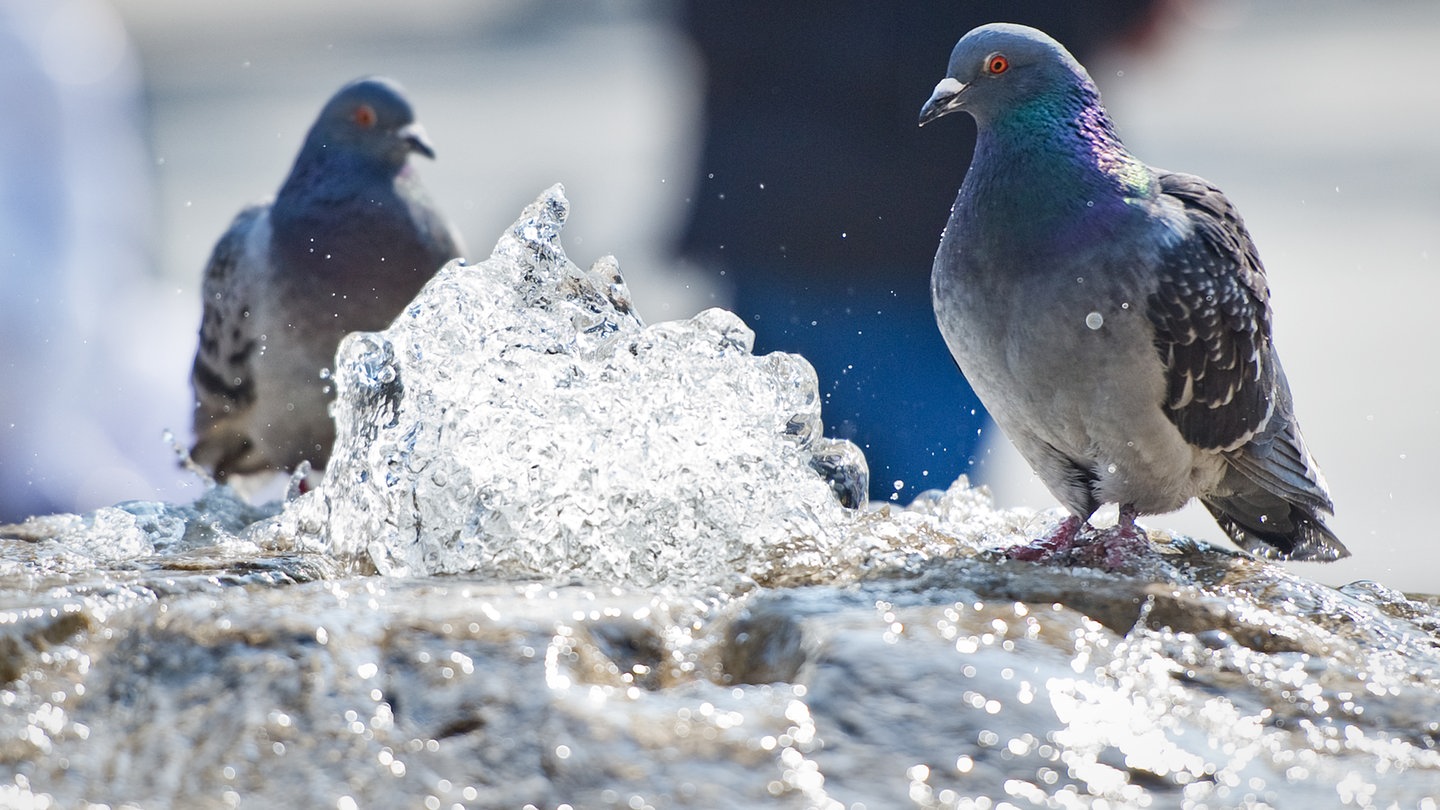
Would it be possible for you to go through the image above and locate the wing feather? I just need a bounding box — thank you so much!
[189,203,269,476]
[1147,171,1273,452]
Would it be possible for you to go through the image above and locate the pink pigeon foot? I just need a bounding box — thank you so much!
[1006,507,1156,572]
[1068,505,1153,571]
[1005,515,1085,562]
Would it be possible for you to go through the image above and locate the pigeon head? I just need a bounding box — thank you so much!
[919,23,1096,128]
[303,76,436,170]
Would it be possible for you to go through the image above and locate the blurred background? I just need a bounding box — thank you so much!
[1,0,1436,592]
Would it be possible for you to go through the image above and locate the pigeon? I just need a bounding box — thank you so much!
[919,23,1347,564]
[190,76,464,482]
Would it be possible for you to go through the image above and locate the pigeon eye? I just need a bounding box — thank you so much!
[353,104,377,128]
[985,53,1009,75]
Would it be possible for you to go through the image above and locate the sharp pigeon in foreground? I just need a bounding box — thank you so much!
[190,76,465,482]
[919,23,1347,565]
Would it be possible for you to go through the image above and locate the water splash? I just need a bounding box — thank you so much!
[277,185,865,585]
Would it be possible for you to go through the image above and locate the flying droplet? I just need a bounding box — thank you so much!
[1085,312,1104,330]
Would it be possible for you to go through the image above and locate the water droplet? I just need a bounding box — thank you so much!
[1085,312,1104,330]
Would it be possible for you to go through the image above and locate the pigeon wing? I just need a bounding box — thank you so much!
[189,203,269,476]
[1147,170,1275,454]
[1149,171,1341,559]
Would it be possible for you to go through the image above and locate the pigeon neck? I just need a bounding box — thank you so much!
[278,142,396,203]
[270,144,416,282]
[964,87,1153,236]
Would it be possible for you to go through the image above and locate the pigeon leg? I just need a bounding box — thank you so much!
[1076,503,1153,571]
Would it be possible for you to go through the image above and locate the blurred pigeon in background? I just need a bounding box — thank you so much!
[190,76,464,484]
[920,23,1346,566]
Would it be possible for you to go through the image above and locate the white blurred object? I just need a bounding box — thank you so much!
[0,0,197,522]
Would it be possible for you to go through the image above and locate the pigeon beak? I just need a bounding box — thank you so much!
[919,77,968,126]
[400,122,436,159]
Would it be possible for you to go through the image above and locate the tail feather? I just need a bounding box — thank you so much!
[1207,359,1346,561]
[1203,487,1348,562]
[1224,417,1333,515]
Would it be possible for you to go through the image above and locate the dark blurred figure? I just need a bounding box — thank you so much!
[678,3,1162,501]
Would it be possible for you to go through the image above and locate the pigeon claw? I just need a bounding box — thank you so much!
[1004,506,1156,573]
[1072,524,1152,573]
[1005,515,1085,562]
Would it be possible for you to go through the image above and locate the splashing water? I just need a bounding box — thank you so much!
[273,184,865,584]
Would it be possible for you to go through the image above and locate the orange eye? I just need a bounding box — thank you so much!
[353,104,377,128]
[985,53,1009,75]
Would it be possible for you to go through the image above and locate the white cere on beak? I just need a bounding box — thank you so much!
[929,77,966,103]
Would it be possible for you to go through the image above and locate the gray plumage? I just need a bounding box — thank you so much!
[919,23,1346,561]
[190,76,464,481]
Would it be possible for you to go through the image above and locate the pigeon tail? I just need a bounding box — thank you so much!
[1202,491,1348,562]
